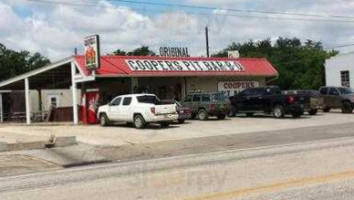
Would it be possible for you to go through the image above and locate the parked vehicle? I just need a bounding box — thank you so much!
[229,86,305,118]
[161,100,191,124]
[319,86,354,113]
[283,90,323,115]
[97,94,178,129]
[182,92,230,120]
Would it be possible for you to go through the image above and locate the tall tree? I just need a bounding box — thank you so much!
[0,43,50,81]
[213,37,338,90]
[113,46,156,56]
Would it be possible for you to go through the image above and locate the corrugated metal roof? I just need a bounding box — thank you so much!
[74,55,278,77]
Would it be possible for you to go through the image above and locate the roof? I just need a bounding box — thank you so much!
[0,57,73,90]
[74,55,278,77]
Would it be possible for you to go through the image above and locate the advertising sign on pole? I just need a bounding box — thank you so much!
[84,35,100,70]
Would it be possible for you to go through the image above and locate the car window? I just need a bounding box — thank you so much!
[111,97,122,106]
[193,94,201,102]
[184,95,193,102]
[212,93,227,101]
[241,89,253,96]
[137,95,160,105]
[122,97,132,106]
[329,88,339,96]
[338,87,354,94]
[202,94,210,102]
[320,87,328,95]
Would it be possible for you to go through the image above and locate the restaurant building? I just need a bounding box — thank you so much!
[0,55,278,124]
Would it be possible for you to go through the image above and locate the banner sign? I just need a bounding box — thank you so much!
[159,47,190,57]
[125,60,244,72]
[218,81,260,96]
[84,35,100,70]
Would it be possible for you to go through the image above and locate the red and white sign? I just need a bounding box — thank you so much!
[84,35,100,70]
[125,59,244,72]
[218,81,260,96]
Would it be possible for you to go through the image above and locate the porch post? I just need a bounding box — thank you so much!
[71,62,79,125]
[25,78,31,124]
[0,93,3,123]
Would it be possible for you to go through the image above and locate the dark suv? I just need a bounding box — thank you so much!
[182,92,230,120]
[319,86,354,113]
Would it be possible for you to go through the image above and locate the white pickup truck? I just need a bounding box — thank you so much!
[97,94,178,129]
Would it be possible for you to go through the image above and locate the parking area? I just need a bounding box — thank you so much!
[1,111,354,147]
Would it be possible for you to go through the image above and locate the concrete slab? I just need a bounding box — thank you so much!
[2,143,109,167]
[0,142,7,152]
[54,136,77,148]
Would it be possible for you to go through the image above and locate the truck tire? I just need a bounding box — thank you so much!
[272,105,285,118]
[160,122,170,128]
[309,109,318,115]
[217,115,226,120]
[246,113,254,117]
[292,111,301,118]
[198,109,208,121]
[323,107,331,113]
[100,114,110,127]
[178,119,185,124]
[342,102,353,114]
[134,115,146,129]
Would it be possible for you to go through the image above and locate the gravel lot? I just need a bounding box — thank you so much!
[0,111,354,146]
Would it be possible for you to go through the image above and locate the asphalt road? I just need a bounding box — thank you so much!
[1,136,354,200]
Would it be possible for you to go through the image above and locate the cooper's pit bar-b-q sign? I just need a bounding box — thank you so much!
[126,59,244,72]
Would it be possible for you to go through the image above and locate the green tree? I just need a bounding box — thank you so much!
[213,37,338,90]
[113,46,156,56]
[0,43,50,81]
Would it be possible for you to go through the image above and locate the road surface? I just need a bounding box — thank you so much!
[1,137,354,200]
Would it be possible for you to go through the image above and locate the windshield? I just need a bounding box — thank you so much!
[137,95,161,105]
[212,93,228,101]
[338,87,354,94]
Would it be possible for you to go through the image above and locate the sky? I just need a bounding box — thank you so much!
[2,0,354,61]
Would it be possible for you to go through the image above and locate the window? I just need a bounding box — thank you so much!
[212,93,227,101]
[137,95,160,105]
[320,87,329,95]
[202,94,211,102]
[341,71,350,87]
[329,88,339,96]
[50,97,57,107]
[111,98,122,106]
[193,94,201,102]
[338,87,354,94]
[123,97,132,106]
[184,95,193,102]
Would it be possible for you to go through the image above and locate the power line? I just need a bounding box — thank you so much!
[23,0,354,24]
[104,0,354,20]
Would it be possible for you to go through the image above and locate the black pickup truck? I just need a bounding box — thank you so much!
[229,87,307,118]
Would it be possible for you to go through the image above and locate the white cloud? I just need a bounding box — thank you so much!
[1,0,354,61]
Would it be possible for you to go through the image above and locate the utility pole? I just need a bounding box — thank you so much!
[205,26,210,58]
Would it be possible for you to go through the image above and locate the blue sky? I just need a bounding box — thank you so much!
[2,0,354,60]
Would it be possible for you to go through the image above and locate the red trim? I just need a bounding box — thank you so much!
[74,55,278,77]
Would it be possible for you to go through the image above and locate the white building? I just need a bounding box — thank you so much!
[325,53,354,88]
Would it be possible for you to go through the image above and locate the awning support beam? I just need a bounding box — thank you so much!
[25,78,31,125]
[71,62,79,125]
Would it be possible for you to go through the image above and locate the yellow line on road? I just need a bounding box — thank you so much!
[184,169,354,200]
